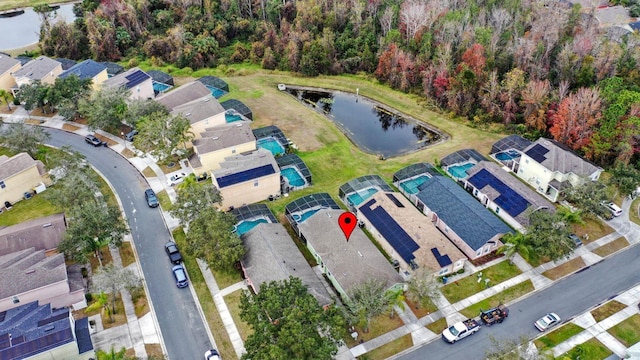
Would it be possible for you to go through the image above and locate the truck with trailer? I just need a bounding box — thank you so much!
[479,304,509,326]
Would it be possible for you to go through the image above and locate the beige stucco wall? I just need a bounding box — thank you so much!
[0,280,85,312]
[197,141,257,172]
[128,78,155,100]
[190,113,227,137]
[91,69,109,91]
[0,165,45,206]
[26,341,94,360]
[467,186,524,231]
[0,62,21,92]
[15,64,63,87]
[218,172,280,210]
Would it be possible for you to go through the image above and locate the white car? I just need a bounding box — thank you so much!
[601,201,622,217]
[205,349,221,360]
[535,312,561,331]
[167,172,187,186]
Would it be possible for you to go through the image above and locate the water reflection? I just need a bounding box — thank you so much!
[0,4,76,50]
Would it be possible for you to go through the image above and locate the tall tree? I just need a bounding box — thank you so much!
[497,232,533,263]
[240,277,343,360]
[526,211,575,262]
[185,207,244,270]
[170,181,223,226]
[79,86,130,132]
[608,162,640,198]
[0,122,50,157]
[91,263,141,317]
[549,87,602,152]
[343,279,390,332]
[133,112,193,164]
[485,335,551,360]
[0,89,12,111]
[564,181,610,219]
[406,267,440,309]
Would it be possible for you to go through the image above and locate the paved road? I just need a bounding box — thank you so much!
[399,240,640,360]
[45,129,212,360]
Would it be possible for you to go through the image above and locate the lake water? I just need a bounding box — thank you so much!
[0,3,76,50]
[286,88,443,158]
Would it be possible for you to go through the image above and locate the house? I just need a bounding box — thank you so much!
[284,193,342,236]
[172,95,226,135]
[0,301,94,360]
[0,248,86,312]
[240,222,332,306]
[465,161,555,231]
[10,56,62,95]
[595,5,630,27]
[0,213,67,257]
[338,175,393,211]
[190,121,257,175]
[357,192,466,278]
[0,153,48,207]
[490,135,533,172]
[58,60,108,91]
[296,208,403,299]
[155,81,212,111]
[0,55,21,93]
[102,67,154,101]
[415,176,512,260]
[516,138,603,202]
[98,62,124,77]
[441,148,488,180]
[55,58,77,71]
[211,148,280,210]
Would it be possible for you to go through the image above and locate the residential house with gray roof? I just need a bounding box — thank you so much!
[10,56,62,96]
[190,121,257,175]
[155,81,212,111]
[0,213,67,257]
[296,209,403,299]
[415,176,512,260]
[103,67,154,101]
[59,59,108,91]
[516,138,603,202]
[0,54,21,93]
[240,223,332,306]
[0,153,48,208]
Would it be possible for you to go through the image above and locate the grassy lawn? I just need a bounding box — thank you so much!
[0,194,60,226]
[441,260,522,303]
[101,294,127,330]
[571,218,614,245]
[533,323,584,350]
[156,190,172,210]
[608,313,640,347]
[145,344,163,358]
[97,175,117,208]
[0,0,68,11]
[172,227,235,360]
[119,242,136,267]
[630,198,640,226]
[425,317,448,334]
[591,300,627,323]
[121,148,136,159]
[593,237,629,257]
[459,280,534,318]
[224,289,253,342]
[559,338,612,360]
[142,166,157,178]
[345,313,404,348]
[62,123,80,132]
[131,286,150,318]
[211,267,242,290]
[362,334,412,360]
[541,257,586,281]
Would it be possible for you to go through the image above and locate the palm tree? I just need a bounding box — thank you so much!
[0,89,11,111]
[497,232,532,263]
[85,292,113,323]
[556,206,585,226]
[385,288,406,319]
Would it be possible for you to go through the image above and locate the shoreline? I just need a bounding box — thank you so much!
[1,43,39,57]
[0,0,78,13]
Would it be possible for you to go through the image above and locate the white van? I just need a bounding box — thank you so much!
[602,202,622,217]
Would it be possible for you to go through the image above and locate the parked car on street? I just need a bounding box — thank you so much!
[205,349,221,360]
[167,172,187,186]
[85,134,104,147]
[535,312,561,331]
[442,318,480,343]
[172,264,188,288]
[165,241,183,264]
[479,304,509,326]
[145,189,159,208]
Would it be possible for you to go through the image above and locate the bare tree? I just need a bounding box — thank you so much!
[406,267,440,309]
[379,7,394,37]
[91,263,141,317]
[400,0,442,42]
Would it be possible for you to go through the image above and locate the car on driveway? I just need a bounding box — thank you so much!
[172,264,188,288]
[85,134,104,147]
[145,189,159,208]
[167,172,187,186]
[205,349,221,360]
[569,233,583,248]
[124,129,138,141]
[165,241,183,264]
[535,312,561,331]
[601,201,622,217]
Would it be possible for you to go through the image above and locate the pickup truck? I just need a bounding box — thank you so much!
[480,304,509,326]
[441,319,480,343]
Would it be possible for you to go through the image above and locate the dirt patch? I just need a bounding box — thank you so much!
[121,148,136,158]
[62,123,81,132]
[29,108,57,117]
[145,343,163,357]
[0,106,16,114]
[542,257,586,280]
[95,134,117,146]
[593,237,629,257]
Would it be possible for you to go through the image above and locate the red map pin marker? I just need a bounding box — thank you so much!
[338,212,357,242]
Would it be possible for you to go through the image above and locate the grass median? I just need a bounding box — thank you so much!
[441,261,522,304]
[459,280,534,318]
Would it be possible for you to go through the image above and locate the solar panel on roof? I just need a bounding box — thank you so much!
[525,144,549,163]
[385,193,405,207]
[431,248,452,267]
[37,311,69,327]
[124,70,150,89]
[217,164,276,188]
[360,199,418,264]
[468,169,530,217]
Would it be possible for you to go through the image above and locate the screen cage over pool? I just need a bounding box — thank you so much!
[197,76,229,98]
[276,154,312,185]
[392,163,441,183]
[147,70,174,86]
[230,204,278,223]
[252,125,288,145]
[221,99,253,120]
[284,193,341,235]
[338,175,393,200]
[490,135,532,155]
[440,149,488,167]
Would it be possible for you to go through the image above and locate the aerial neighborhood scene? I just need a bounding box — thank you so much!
[2,0,640,359]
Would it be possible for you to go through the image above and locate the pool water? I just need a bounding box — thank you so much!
[399,175,430,195]
[205,85,226,98]
[282,167,305,187]
[153,82,171,93]
[448,163,476,179]
[347,188,379,206]
[495,149,521,161]
[235,218,269,235]
[292,208,321,223]
[225,112,243,123]
[257,137,285,156]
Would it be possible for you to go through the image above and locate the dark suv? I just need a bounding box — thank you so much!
[164,241,183,264]
[144,189,159,208]
[85,134,104,147]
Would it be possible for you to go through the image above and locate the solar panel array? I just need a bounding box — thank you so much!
[339,175,393,198]
[525,144,550,163]
[392,163,440,182]
[124,70,151,89]
[0,328,73,359]
[468,169,530,217]
[385,193,405,207]
[360,199,418,264]
[37,311,69,327]
[221,99,253,120]
[440,149,488,167]
[231,204,278,223]
[430,247,452,267]
[276,154,312,184]
[216,164,276,188]
[490,135,533,154]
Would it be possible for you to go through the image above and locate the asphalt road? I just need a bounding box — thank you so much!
[44,129,212,360]
[399,239,640,360]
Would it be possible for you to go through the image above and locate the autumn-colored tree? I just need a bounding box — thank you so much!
[461,43,486,78]
[521,79,551,132]
[550,87,602,151]
[499,68,525,124]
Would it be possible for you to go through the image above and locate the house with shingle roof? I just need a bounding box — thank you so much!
[0,213,67,257]
[296,209,403,299]
[211,148,280,210]
[189,121,257,175]
[59,60,108,91]
[0,153,48,207]
[415,176,512,260]
[10,56,62,96]
[240,223,333,306]
[171,96,226,133]
[0,54,21,93]
[516,138,603,202]
[465,161,555,231]
[357,192,466,278]
[0,248,86,312]
[102,67,154,100]
[0,301,94,359]
[155,81,212,111]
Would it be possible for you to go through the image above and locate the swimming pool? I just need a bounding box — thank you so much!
[153,81,171,93]
[235,218,269,235]
[282,167,305,187]
[292,208,321,223]
[448,163,475,179]
[257,137,285,156]
[495,149,521,161]
[205,85,226,98]
[399,175,430,195]
[225,111,243,123]
[347,187,379,206]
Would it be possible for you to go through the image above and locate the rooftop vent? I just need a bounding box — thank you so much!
[25,269,36,274]
[42,223,52,228]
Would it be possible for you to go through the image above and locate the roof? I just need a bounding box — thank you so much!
[297,209,403,295]
[59,60,106,80]
[156,81,212,110]
[147,70,174,86]
[194,121,256,155]
[491,135,533,154]
[393,163,441,182]
[523,138,603,177]
[98,62,124,76]
[595,5,630,26]
[15,56,31,66]
[0,301,92,359]
[0,55,20,75]
[0,153,45,183]
[441,148,488,167]
[276,154,312,184]
[213,148,278,188]
[197,76,229,92]
[171,96,225,125]
[466,162,555,227]
[0,213,67,257]
[241,223,332,306]
[11,56,61,81]
[231,204,278,223]
[0,248,67,300]
[55,58,76,71]
[358,192,465,272]
[630,21,640,31]
[221,99,252,120]
[103,67,151,90]
[416,176,512,250]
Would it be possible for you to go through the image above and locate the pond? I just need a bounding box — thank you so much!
[0,3,76,50]
[285,87,444,158]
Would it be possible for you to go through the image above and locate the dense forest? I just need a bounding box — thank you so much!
[37,0,640,167]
